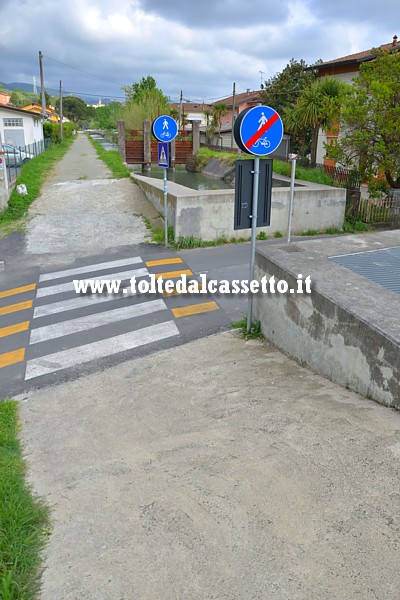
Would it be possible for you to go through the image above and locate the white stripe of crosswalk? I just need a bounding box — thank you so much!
[36,267,149,298]
[33,288,136,318]
[39,256,143,282]
[30,299,167,344]
[25,321,179,379]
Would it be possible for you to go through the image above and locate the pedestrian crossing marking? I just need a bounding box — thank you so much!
[33,288,137,318]
[36,267,149,298]
[0,348,25,369]
[155,269,193,280]
[0,253,225,386]
[30,299,167,344]
[25,321,179,380]
[0,300,33,316]
[172,301,219,318]
[0,321,30,338]
[0,284,36,299]
[39,256,142,282]
[163,284,205,297]
[145,258,183,267]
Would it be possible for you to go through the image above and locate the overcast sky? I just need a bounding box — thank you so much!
[0,0,397,103]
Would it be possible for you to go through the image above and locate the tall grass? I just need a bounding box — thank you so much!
[0,400,49,599]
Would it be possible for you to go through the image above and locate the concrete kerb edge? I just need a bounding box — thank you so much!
[253,244,400,408]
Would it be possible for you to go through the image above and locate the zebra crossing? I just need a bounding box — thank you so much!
[0,253,222,393]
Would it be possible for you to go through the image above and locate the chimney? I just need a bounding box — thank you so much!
[393,35,398,46]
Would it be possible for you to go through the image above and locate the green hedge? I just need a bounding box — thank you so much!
[43,122,75,143]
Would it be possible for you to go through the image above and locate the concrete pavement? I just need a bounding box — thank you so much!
[19,331,400,600]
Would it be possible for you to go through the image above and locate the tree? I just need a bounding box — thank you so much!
[285,77,347,166]
[211,102,227,144]
[55,96,94,124]
[92,102,122,130]
[329,48,400,189]
[121,75,170,130]
[260,58,315,116]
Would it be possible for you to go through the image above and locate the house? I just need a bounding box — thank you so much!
[214,89,261,129]
[308,35,399,166]
[169,102,212,128]
[0,104,44,147]
[0,92,11,106]
[20,102,60,123]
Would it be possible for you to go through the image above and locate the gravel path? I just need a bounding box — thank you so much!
[25,134,159,265]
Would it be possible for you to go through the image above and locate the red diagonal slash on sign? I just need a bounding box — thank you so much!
[244,111,280,149]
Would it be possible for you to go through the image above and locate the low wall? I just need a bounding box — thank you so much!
[253,234,400,408]
[132,173,346,241]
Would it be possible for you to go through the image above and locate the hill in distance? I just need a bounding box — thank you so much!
[0,81,115,105]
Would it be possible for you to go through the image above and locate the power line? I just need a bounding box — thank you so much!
[43,54,124,87]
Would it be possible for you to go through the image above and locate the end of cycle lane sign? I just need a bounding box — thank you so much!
[234,105,283,156]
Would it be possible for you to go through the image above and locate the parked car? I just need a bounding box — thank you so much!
[2,144,34,166]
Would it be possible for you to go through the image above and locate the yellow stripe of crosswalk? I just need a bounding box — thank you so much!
[172,301,219,318]
[0,283,36,299]
[163,284,204,297]
[0,348,25,369]
[0,321,30,338]
[146,258,183,267]
[155,269,193,280]
[0,300,33,316]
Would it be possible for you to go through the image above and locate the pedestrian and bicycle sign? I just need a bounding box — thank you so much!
[152,115,178,142]
[234,105,283,156]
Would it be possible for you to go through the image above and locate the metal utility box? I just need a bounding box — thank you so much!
[234,158,273,230]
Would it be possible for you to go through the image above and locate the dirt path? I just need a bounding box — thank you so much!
[25,134,159,265]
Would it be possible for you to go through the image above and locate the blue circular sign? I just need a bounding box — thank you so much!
[234,105,283,156]
[152,115,178,142]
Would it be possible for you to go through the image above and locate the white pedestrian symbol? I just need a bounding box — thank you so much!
[163,119,169,130]
[160,147,167,163]
[258,112,268,129]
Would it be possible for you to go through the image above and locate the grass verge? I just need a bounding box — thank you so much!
[0,137,75,230]
[0,400,50,600]
[87,135,130,178]
[193,149,338,186]
[230,316,265,340]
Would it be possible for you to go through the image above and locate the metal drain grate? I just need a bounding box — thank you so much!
[331,246,400,295]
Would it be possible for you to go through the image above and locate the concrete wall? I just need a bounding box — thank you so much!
[252,239,400,408]
[133,173,346,240]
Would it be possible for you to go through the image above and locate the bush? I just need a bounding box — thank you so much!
[43,122,75,144]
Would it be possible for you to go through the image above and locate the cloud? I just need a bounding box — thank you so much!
[0,0,396,103]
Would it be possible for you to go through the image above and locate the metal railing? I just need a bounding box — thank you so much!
[5,139,51,183]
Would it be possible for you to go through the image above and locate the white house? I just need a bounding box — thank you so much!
[0,104,44,148]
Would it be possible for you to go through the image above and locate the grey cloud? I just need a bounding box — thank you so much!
[138,0,291,27]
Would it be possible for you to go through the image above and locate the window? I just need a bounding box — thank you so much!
[3,118,23,127]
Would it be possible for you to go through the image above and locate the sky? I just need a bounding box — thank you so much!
[0,0,397,104]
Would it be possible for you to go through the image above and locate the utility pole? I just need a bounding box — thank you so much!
[259,70,265,89]
[230,82,236,149]
[39,51,46,120]
[59,80,63,141]
[178,90,183,131]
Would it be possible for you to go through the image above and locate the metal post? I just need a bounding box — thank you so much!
[287,154,297,243]
[230,82,236,149]
[59,80,63,141]
[39,51,46,121]
[247,156,260,332]
[164,167,168,246]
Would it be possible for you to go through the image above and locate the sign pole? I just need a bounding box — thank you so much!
[247,156,260,332]
[287,154,297,244]
[164,166,168,247]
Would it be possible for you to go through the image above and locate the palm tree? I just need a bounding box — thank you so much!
[212,103,228,146]
[285,77,346,166]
